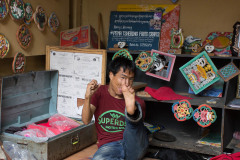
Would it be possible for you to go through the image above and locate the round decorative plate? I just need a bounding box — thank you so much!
[172,100,193,121]
[12,52,26,73]
[48,12,60,33]
[193,104,217,128]
[135,52,153,72]
[33,5,47,31]
[8,0,25,21]
[0,33,10,58]
[16,24,32,49]
[24,3,33,25]
[0,0,9,20]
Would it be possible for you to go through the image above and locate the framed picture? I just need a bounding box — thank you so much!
[217,62,240,82]
[179,51,221,94]
[237,75,240,98]
[146,50,176,81]
[231,22,240,56]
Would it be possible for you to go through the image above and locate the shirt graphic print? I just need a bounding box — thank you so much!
[98,110,126,132]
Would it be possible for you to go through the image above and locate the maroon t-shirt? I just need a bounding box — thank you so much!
[91,85,145,148]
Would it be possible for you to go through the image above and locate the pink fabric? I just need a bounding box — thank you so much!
[27,124,61,136]
[144,86,192,101]
[48,114,80,132]
[38,122,51,127]
[18,114,81,139]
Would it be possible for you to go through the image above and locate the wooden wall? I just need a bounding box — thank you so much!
[81,0,240,48]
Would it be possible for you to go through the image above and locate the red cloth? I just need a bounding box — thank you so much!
[210,152,240,160]
[144,86,192,101]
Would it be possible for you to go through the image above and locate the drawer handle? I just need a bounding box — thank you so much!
[71,135,79,145]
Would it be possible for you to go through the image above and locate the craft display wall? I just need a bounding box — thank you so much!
[0,0,69,57]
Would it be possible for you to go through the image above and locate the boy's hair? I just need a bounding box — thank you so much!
[108,57,136,75]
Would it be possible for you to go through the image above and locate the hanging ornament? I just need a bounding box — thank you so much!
[12,52,26,73]
[172,100,193,121]
[16,24,32,49]
[135,52,153,72]
[0,33,10,58]
[8,0,25,21]
[33,5,47,31]
[48,12,60,33]
[0,0,9,20]
[193,104,217,128]
[24,3,33,25]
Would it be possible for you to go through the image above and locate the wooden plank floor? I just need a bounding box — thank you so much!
[64,143,158,160]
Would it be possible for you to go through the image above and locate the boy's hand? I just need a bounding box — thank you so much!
[85,79,100,99]
[121,79,136,115]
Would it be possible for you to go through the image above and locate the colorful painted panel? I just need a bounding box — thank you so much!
[217,62,240,82]
[0,33,10,58]
[0,0,9,20]
[16,24,32,49]
[146,49,176,81]
[179,51,220,94]
[172,100,193,121]
[9,0,25,21]
[202,32,233,57]
[193,104,217,128]
[12,52,25,73]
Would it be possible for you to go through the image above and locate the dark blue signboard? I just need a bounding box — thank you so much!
[107,11,162,51]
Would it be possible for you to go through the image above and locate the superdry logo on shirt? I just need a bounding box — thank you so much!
[98,110,126,132]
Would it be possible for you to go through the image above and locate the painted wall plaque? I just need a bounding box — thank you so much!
[33,5,47,31]
[0,33,10,58]
[0,0,9,20]
[12,52,25,73]
[8,0,25,21]
[16,24,32,49]
[24,3,33,25]
[48,12,60,33]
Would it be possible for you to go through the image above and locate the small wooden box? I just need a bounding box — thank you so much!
[0,70,97,160]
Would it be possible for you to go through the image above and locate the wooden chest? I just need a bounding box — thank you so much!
[0,70,97,160]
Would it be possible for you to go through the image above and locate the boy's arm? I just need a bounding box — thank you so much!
[82,80,99,125]
[82,98,96,125]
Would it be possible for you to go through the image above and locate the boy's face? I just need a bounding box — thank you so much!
[109,67,134,97]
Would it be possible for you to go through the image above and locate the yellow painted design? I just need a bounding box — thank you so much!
[117,4,178,16]
[197,65,207,79]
